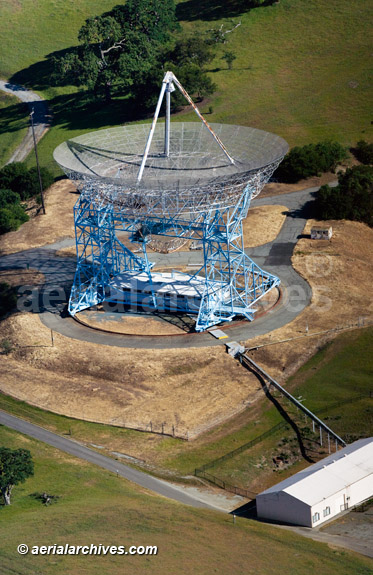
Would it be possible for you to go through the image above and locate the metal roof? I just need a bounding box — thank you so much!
[258,438,373,506]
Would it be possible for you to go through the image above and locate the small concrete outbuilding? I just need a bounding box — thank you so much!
[256,438,373,528]
[310,225,333,240]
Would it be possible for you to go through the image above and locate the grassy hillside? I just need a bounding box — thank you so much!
[287,326,373,439]
[0,0,116,81]
[187,0,373,145]
[0,425,372,575]
[0,0,372,174]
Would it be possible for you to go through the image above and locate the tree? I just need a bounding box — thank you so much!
[0,447,34,505]
[222,51,236,69]
[53,0,178,102]
[0,204,29,234]
[0,189,21,207]
[170,35,214,68]
[316,165,373,226]
[0,163,53,201]
[176,63,216,100]
[275,141,347,183]
[354,140,373,165]
[11,167,54,201]
[207,21,241,44]
[0,163,28,190]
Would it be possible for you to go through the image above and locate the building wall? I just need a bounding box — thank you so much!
[310,489,345,527]
[311,474,373,526]
[258,473,373,528]
[256,491,311,527]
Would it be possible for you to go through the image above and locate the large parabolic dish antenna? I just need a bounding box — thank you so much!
[54,71,288,332]
[54,122,288,214]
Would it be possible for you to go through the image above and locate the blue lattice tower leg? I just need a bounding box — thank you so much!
[69,195,149,315]
[195,186,280,332]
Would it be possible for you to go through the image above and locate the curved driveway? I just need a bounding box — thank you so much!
[0,185,335,348]
[0,80,50,164]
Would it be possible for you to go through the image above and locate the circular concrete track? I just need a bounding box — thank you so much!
[0,187,331,348]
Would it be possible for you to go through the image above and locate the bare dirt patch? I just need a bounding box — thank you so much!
[260,172,339,198]
[76,310,189,336]
[55,245,76,258]
[246,219,373,381]
[320,503,373,551]
[0,179,77,255]
[0,313,261,438]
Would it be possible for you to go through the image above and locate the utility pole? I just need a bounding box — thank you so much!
[30,108,46,215]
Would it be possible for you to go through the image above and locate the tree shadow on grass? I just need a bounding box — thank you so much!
[9,47,78,92]
[47,91,144,134]
[0,100,29,137]
[176,0,278,22]
[7,45,157,134]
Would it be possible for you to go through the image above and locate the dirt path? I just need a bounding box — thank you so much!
[0,79,50,164]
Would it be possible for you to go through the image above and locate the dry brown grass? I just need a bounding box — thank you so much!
[243,205,287,247]
[0,312,261,437]
[246,219,373,381]
[0,180,77,255]
[1,174,371,439]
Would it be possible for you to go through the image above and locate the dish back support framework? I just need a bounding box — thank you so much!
[53,71,288,331]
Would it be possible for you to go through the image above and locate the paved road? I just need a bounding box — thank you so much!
[0,186,337,348]
[1,410,371,558]
[0,409,220,511]
[0,80,50,164]
[278,523,373,559]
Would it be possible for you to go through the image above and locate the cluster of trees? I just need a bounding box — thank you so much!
[0,163,53,234]
[353,140,373,165]
[51,0,236,105]
[275,141,347,183]
[316,165,373,227]
[0,447,34,505]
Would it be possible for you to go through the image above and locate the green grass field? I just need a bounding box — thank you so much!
[0,0,372,173]
[287,326,373,439]
[0,425,372,575]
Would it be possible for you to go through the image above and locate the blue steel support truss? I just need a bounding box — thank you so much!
[69,184,280,332]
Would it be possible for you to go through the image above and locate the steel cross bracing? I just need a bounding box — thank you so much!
[69,176,280,331]
[64,71,287,330]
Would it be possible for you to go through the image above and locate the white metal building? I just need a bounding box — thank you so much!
[256,438,373,527]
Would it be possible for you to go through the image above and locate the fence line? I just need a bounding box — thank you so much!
[195,421,288,474]
[195,390,372,498]
[196,470,257,499]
